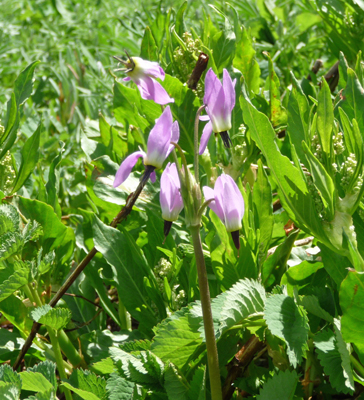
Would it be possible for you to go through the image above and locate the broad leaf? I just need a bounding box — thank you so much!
[19,371,53,392]
[257,370,298,400]
[31,305,71,331]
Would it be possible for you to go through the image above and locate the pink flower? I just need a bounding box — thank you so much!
[203,174,244,249]
[199,68,236,155]
[115,55,174,105]
[113,106,179,187]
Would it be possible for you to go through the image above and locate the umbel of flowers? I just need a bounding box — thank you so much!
[113,55,243,400]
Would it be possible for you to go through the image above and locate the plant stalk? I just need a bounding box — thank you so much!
[190,225,222,400]
[194,105,205,185]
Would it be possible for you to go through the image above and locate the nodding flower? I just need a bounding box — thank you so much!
[160,162,184,238]
[114,54,174,105]
[113,106,179,187]
[199,68,236,155]
[203,174,244,250]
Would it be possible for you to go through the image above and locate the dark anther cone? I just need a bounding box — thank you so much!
[164,220,173,239]
[230,230,240,251]
[140,165,156,186]
[219,131,232,148]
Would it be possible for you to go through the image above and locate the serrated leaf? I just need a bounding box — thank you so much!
[164,363,189,400]
[264,294,309,367]
[257,370,298,400]
[0,232,24,262]
[301,295,334,323]
[68,369,107,400]
[106,374,135,400]
[25,388,56,400]
[0,382,20,400]
[19,371,53,392]
[0,205,20,236]
[27,361,56,388]
[151,311,202,369]
[61,382,100,400]
[22,220,43,243]
[0,267,31,303]
[31,305,71,331]
[315,327,355,394]
[0,364,22,392]
[187,366,206,400]
[219,279,266,336]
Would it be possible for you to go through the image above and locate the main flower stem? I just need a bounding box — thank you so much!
[190,225,222,400]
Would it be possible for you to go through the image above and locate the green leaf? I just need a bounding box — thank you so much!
[233,26,260,95]
[27,361,56,388]
[187,366,206,400]
[14,61,40,107]
[340,68,364,135]
[320,243,349,285]
[0,295,33,334]
[0,205,20,236]
[11,124,41,194]
[240,93,326,241]
[264,294,309,367]
[164,363,189,400]
[0,382,20,400]
[91,358,115,375]
[315,325,355,394]
[0,267,31,303]
[302,141,335,220]
[0,364,22,391]
[19,371,53,392]
[92,216,157,332]
[140,26,158,61]
[25,388,56,400]
[61,382,101,400]
[257,370,298,400]
[151,310,202,368]
[45,143,64,218]
[301,295,334,323]
[106,374,135,400]
[31,305,71,331]
[287,75,309,164]
[0,93,19,160]
[0,232,24,262]
[68,369,107,400]
[219,279,266,336]
[264,53,287,127]
[252,160,273,265]
[317,79,334,168]
[18,197,75,254]
[340,269,364,344]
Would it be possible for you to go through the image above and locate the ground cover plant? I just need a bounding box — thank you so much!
[2,0,364,399]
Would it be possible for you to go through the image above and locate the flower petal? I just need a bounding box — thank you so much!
[123,77,131,82]
[203,186,224,222]
[220,175,244,232]
[199,115,210,121]
[135,75,174,105]
[167,120,180,156]
[199,121,213,155]
[160,163,183,221]
[145,106,173,168]
[113,151,146,187]
[222,69,236,114]
[204,68,222,107]
[150,170,156,183]
[133,57,165,80]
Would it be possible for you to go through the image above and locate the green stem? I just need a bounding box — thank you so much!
[194,105,205,185]
[118,296,131,331]
[351,355,364,377]
[304,339,315,400]
[190,225,222,400]
[57,330,86,368]
[48,328,73,400]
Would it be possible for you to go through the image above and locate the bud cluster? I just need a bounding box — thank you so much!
[173,32,203,82]
[340,153,359,191]
[306,174,325,217]
[0,150,16,195]
[311,134,322,162]
[333,131,345,155]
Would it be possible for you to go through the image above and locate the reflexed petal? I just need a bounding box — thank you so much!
[167,120,180,156]
[204,68,222,106]
[199,122,213,155]
[203,186,215,201]
[150,170,156,183]
[145,106,173,168]
[136,75,174,105]
[207,85,227,133]
[113,151,146,187]
[213,176,226,223]
[199,115,210,121]
[222,69,236,114]
[133,57,165,80]
[160,163,183,221]
[123,77,131,81]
